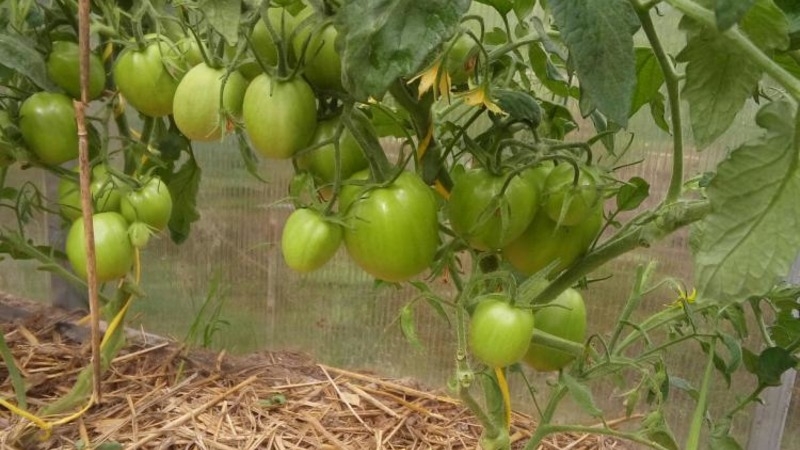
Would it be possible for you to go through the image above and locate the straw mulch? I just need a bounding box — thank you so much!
[0,293,629,449]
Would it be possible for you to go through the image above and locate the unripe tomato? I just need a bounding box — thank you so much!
[444,34,477,86]
[469,294,535,368]
[120,176,173,231]
[340,171,439,282]
[448,168,539,251]
[502,208,602,278]
[114,36,184,117]
[295,116,368,187]
[173,63,248,141]
[281,208,343,272]
[524,287,587,372]
[294,22,343,92]
[19,92,78,165]
[66,211,134,282]
[58,165,122,221]
[543,163,602,226]
[46,41,106,100]
[250,7,306,68]
[242,73,317,159]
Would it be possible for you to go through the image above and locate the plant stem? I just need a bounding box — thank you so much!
[608,263,655,351]
[667,0,800,101]
[685,337,717,450]
[530,328,585,357]
[633,4,684,203]
[523,385,568,450]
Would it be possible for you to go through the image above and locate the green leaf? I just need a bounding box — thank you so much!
[199,0,242,45]
[739,0,790,51]
[528,42,574,98]
[492,89,542,128]
[669,376,699,401]
[775,0,800,49]
[648,95,670,133]
[561,372,602,417]
[692,101,800,303]
[616,176,650,211]
[631,47,665,117]
[641,411,680,450]
[335,0,470,101]
[167,157,202,244]
[0,33,57,91]
[715,0,757,31]
[710,420,744,450]
[754,347,798,386]
[476,0,513,16]
[400,303,423,349]
[513,0,536,23]
[676,27,761,148]
[549,0,639,126]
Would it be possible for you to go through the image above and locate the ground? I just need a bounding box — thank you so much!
[0,292,629,449]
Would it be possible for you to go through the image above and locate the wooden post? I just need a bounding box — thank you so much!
[745,258,800,450]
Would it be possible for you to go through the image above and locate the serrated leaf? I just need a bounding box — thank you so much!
[631,47,665,117]
[549,0,639,125]
[677,28,762,148]
[167,157,202,244]
[648,95,670,133]
[715,0,756,31]
[335,0,470,101]
[692,101,800,303]
[528,42,575,98]
[561,372,602,417]
[755,347,798,386]
[199,0,242,45]
[739,0,790,51]
[775,0,800,49]
[0,33,57,90]
[476,0,513,16]
[616,176,649,211]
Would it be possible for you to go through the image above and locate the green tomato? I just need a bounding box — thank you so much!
[58,165,122,221]
[295,115,368,187]
[242,73,317,159]
[120,176,173,232]
[448,168,539,251]
[294,22,343,92]
[543,163,602,226]
[281,208,343,272]
[444,34,477,86]
[19,92,78,165]
[469,294,535,368]
[250,7,306,69]
[113,36,184,117]
[502,208,602,278]
[173,63,248,141]
[46,41,106,100]
[524,287,587,372]
[66,211,134,282]
[340,171,440,282]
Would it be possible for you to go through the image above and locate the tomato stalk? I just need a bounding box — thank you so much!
[341,105,392,183]
[685,336,717,450]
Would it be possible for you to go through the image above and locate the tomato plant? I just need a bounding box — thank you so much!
[281,208,342,272]
[18,92,78,165]
[172,63,248,141]
[46,40,106,100]
[119,176,173,232]
[447,168,539,251]
[523,287,586,372]
[58,165,122,221]
[113,36,185,117]
[468,294,534,368]
[340,171,439,282]
[66,211,134,282]
[242,73,317,159]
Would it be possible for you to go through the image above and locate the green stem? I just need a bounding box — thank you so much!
[523,385,568,450]
[530,328,585,358]
[608,263,656,351]
[667,0,800,101]
[633,5,684,202]
[751,299,777,348]
[341,106,392,182]
[725,384,767,419]
[685,337,717,450]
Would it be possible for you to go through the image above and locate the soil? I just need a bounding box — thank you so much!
[0,292,628,449]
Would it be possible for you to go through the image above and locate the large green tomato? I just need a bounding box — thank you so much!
[281,208,343,272]
[469,294,535,368]
[46,41,106,100]
[340,171,439,282]
[543,163,602,226]
[19,92,78,165]
[294,22,343,92]
[173,63,248,141]
[113,36,184,117]
[524,287,587,372]
[250,7,307,69]
[502,207,602,278]
[242,73,317,159]
[120,176,173,231]
[66,211,134,282]
[295,115,368,187]
[448,168,539,251]
[58,165,122,221]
